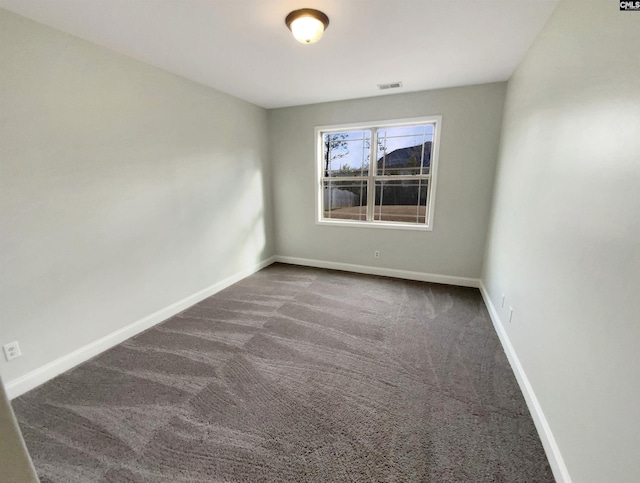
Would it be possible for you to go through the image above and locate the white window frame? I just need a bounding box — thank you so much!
[315,115,442,231]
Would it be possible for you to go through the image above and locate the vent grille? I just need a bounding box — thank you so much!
[378,81,403,90]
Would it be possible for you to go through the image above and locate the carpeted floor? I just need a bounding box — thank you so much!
[13,263,554,482]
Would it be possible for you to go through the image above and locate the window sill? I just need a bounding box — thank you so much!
[316,219,433,231]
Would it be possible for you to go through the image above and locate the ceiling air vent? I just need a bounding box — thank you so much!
[378,81,403,90]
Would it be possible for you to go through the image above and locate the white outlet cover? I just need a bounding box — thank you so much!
[3,341,22,361]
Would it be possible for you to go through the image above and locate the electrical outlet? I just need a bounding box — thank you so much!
[374,250,380,258]
[501,294,506,308]
[3,341,22,361]
[509,307,514,323]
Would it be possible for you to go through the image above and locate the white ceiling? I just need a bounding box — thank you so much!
[0,0,560,109]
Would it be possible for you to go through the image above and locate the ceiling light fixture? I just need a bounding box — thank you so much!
[285,8,330,44]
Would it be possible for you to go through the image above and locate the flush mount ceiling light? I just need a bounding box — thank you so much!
[285,8,330,44]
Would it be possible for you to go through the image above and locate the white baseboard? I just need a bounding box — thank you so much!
[5,256,276,400]
[274,256,480,288]
[479,282,571,483]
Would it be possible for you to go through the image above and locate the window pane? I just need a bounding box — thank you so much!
[323,131,371,177]
[323,179,368,221]
[374,179,428,224]
[376,124,434,176]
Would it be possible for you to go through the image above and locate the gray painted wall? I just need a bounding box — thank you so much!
[0,10,274,383]
[269,83,506,278]
[482,1,640,481]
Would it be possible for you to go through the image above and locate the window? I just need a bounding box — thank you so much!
[316,116,441,230]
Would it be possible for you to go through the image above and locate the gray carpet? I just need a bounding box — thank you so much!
[13,263,554,482]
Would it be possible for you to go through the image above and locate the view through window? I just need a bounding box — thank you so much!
[317,117,441,229]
